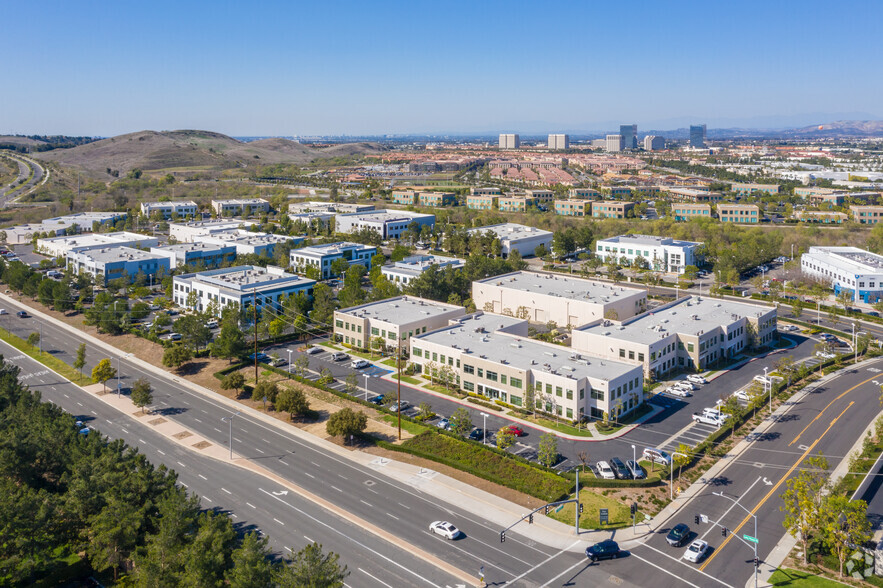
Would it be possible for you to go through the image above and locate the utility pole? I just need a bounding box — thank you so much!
[253,286,258,384]
[396,337,402,440]
[574,468,580,536]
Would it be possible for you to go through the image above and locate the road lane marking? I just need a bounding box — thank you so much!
[246,502,255,509]
[789,372,877,446]
[203,496,212,503]
[398,502,410,509]
[222,487,232,494]
[176,461,186,467]
[700,476,763,541]
[198,474,207,480]
[139,439,146,444]
[76,402,82,406]
[636,541,735,587]
[157,450,166,455]
[700,401,854,571]
[234,437,242,443]
[90,410,96,415]
[331,486,342,492]
[359,568,394,588]
[625,551,705,588]
[304,472,315,479]
[255,448,265,454]
[504,540,579,586]
[385,512,399,520]
[273,518,284,525]
[262,438,271,444]
[214,427,222,433]
[279,460,288,466]
[360,499,373,507]
[120,428,128,434]
[63,393,69,398]
[193,418,202,423]
[304,535,314,543]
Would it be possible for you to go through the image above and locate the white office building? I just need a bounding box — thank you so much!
[381,254,464,286]
[290,242,377,279]
[606,134,624,152]
[410,312,645,421]
[499,134,520,149]
[198,229,303,257]
[169,220,246,243]
[472,271,647,327]
[334,209,435,240]
[548,134,570,150]
[801,246,883,303]
[172,265,315,316]
[288,201,375,214]
[150,242,237,269]
[67,246,171,285]
[4,212,127,245]
[37,232,159,258]
[572,296,777,377]
[334,296,466,349]
[595,234,701,274]
[212,198,270,217]
[465,223,553,258]
[140,201,199,219]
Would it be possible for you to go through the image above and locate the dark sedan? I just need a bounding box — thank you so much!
[609,457,632,479]
[585,539,621,562]
[666,523,691,547]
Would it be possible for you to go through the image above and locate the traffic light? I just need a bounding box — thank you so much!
[754,557,759,568]
[721,527,728,538]
[579,503,584,514]
[695,515,700,525]
[500,531,506,543]
[630,503,637,516]
[544,505,550,515]
[529,513,534,524]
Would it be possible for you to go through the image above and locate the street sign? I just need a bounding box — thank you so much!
[554,505,564,513]
[743,534,758,544]
[600,508,609,524]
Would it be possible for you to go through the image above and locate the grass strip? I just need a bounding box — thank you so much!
[0,327,86,384]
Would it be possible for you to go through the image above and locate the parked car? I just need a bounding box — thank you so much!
[368,394,384,405]
[428,520,461,540]
[16,310,28,318]
[585,539,621,562]
[683,539,709,563]
[596,461,616,480]
[248,352,270,363]
[269,357,287,367]
[693,412,725,427]
[609,457,631,479]
[733,389,752,402]
[816,351,836,359]
[389,401,410,412]
[626,460,645,479]
[350,359,370,369]
[166,309,179,316]
[753,375,772,385]
[205,319,218,329]
[675,381,696,391]
[468,428,484,441]
[643,447,671,466]
[504,425,526,437]
[686,374,706,384]
[435,418,450,430]
[305,346,323,355]
[0,309,6,315]
[666,523,691,547]
[701,407,730,420]
[330,352,349,362]
[667,386,692,398]
[165,333,182,341]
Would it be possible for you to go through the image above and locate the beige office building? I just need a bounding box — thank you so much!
[334,296,466,350]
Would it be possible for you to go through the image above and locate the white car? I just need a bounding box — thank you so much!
[733,390,752,402]
[753,375,772,386]
[683,539,709,563]
[428,521,461,540]
[686,374,706,384]
[596,461,616,480]
[350,359,370,369]
[205,319,218,329]
[675,381,697,391]
[667,387,692,398]
[305,346,323,355]
[0,309,6,315]
[816,351,836,359]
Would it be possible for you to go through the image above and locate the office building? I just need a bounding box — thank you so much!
[37,232,159,258]
[198,230,303,257]
[548,134,570,150]
[169,220,246,243]
[334,296,466,349]
[466,194,499,210]
[334,209,435,240]
[643,135,665,151]
[211,198,270,217]
[606,134,624,152]
[665,188,722,203]
[595,234,701,274]
[173,265,315,316]
[730,183,780,196]
[290,242,377,279]
[689,124,707,148]
[381,254,464,286]
[472,271,647,327]
[465,223,552,258]
[801,246,883,303]
[591,201,635,219]
[150,242,237,268]
[718,203,761,224]
[620,125,637,150]
[497,196,537,213]
[470,187,502,196]
[572,296,777,377]
[554,200,592,217]
[794,211,847,224]
[410,312,645,421]
[4,212,127,245]
[140,201,199,219]
[672,203,712,221]
[851,205,883,225]
[499,134,520,149]
[288,211,335,228]
[288,201,375,214]
[67,247,171,286]
[569,188,601,199]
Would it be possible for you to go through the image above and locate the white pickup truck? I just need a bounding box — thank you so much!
[692,412,725,427]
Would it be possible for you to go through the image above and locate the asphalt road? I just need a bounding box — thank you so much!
[0,151,44,206]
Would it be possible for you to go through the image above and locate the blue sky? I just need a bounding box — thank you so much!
[3,0,881,136]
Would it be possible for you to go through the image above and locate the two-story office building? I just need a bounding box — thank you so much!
[381,254,464,286]
[472,271,647,327]
[466,194,499,210]
[410,312,645,421]
[140,201,199,219]
[666,188,723,203]
[37,232,159,258]
[595,234,701,274]
[212,199,270,217]
[794,211,847,224]
[718,203,760,223]
[465,223,552,258]
[592,201,635,219]
[169,220,246,243]
[554,200,591,217]
[334,209,435,240]
[290,242,377,279]
[334,296,466,350]
[801,246,883,303]
[67,247,171,285]
[673,203,712,221]
[150,242,237,269]
[172,265,315,316]
[851,205,883,225]
[498,196,537,212]
[730,183,780,196]
[569,188,601,199]
[198,230,303,257]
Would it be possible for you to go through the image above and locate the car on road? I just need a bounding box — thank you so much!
[468,428,484,441]
[666,386,691,398]
[609,457,631,479]
[0,309,6,315]
[666,523,691,547]
[305,346,323,355]
[596,461,616,480]
[16,310,28,318]
[368,394,384,405]
[692,412,724,427]
[350,359,370,369]
[626,460,645,479]
[504,425,526,437]
[585,539,621,562]
[642,447,671,466]
[389,401,410,412]
[428,521,461,540]
[683,539,709,563]
[781,324,799,331]
[330,352,349,362]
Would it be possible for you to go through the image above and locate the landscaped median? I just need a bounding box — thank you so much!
[0,326,86,384]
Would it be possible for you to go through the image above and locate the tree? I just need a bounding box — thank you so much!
[162,344,193,371]
[176,314,212,352]
[226,532,279,588]
[449,407,473,437]
[293,355,310,378]
[131,378,153,414]
[221,372,246,398]
[417,402,434,421]
[537,433,558,467]
[682,265,700,280]
[27,331,40,348]
[253,380,279,404]
[329,257,350,277]
[534,243,548,258]
[275,387,310,420]
[780,456,830,565]
[672,444,691,481]
[87,497,141,581]
[326,408,367,443]
[496,427,515,450]
[74,342,87,379]
[310,283,336,327]
[179,510,236,587]
[91,358,117,392]
[344,373,359,395]
[278,542,348,588]
[213,321,247,362]
[821,495,872,578]
[132,490,201,585]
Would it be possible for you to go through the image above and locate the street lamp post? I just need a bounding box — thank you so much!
[287,349,293,379]
[117,355,121,397]
[631,444,636,469]
[712,489,760,588]
[364,373,370,400]
[220,412,240,459]
[764,366,771,414]
[481,412,489,446]
[670,451,688,500]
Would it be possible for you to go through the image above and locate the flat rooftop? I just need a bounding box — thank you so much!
[152,242,234,253]
[475,271,645,303]
[207,230,296,245]
[337,209,433,222]
[179,265,314,292]
[339,296,463,325]
[418,313,638,382]
[806,246,883,272]
[213,198,268,205]
[171,219,245,230]
[74,246,168,263]
[143,200,197,207]
[577,296,774,345]
[292,242,375,256]
[386,254,463,272]
[466,223,552,240]
[597,234,700,248]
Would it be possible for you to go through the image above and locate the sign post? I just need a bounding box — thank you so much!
[600,508,608,525]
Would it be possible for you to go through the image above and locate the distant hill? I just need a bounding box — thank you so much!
[786,120,883,138]
[33,130,388,177]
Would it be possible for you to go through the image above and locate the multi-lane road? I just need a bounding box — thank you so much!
[0,151,45,205]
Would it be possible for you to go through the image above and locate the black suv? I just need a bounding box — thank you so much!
[585,540,621,562]
[609,457,632,479]
[666,523,691,547]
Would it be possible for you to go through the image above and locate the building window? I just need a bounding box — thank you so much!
[486,371,498,382]
[463,381,474,392]
[464,364,474,374]
[478,368,484,378]
[510,377,522,389]
[555,386,562,397]
[566,390,573,400]
[500,375,507,385]
[413,348,422,357]
[335,320,343,328]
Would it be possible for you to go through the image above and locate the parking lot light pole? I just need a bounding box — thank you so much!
[670,451,687,500]
[764,366,771,414]
[712,489,759,588]
[221,412,240,459]
[481,412,489,446]
[287,349,293,379]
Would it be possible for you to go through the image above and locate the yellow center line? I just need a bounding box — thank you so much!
[789,373,876,446]
[700,401,853,572]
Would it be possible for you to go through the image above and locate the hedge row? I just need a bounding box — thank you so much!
[578,475,663,489]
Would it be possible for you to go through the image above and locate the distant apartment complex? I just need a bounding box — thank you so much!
[718,203,760,223]
[595,234,701,274]
[290,242,377,279]
[499,134,520,149]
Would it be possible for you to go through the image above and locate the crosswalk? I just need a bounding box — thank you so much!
[657,420,721,452]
